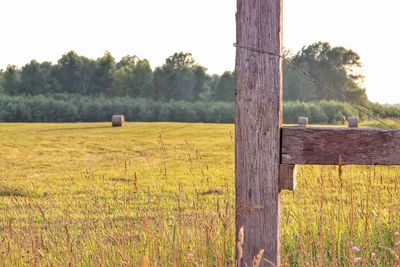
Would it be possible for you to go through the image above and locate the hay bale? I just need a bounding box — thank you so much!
[347,116,359,128]
[297,117,308,126]
[112,115,125,127]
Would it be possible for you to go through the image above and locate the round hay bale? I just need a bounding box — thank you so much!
[112,115,125,127]
[347,116,359,128]
[297,117,308,126]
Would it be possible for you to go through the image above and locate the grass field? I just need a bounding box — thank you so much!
[0,122,399,266]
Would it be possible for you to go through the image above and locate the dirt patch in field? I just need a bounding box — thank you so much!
[0,187,33,197]
[198,188,224,196]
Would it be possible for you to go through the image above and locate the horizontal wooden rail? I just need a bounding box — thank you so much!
[281,127,400,165]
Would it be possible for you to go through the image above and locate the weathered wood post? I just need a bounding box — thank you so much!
[235,0,282,266]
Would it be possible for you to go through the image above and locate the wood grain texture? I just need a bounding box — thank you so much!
[279,164,297,191]
[281,127,400,165]
[235,0,282,266]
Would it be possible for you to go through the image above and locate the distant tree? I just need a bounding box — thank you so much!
[113,55,153,98]
[95,51,116,95]
[132,58,154,98]
[166,52,195,69]
[212,71,234,101]
[153,52,209,101]
[153,66,172,101]
[283,42,368,104]
[192,64,209,100]
[53,51,97,94]
[1,65,21,95]
[112,66,132,96]
[78,58,98,95]
[116,55,139,69]
[19,60,55,95]
[198,74,219,102]
[0,71,4,94]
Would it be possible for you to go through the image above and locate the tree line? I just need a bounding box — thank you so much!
[0,42,398,123]
[0,94,387,124]
[0,42,368,103]
[0,51,234,102]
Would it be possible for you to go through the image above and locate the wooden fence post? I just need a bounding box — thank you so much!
[235,0,283,266]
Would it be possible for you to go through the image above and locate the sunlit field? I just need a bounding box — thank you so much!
[0,122,399,266]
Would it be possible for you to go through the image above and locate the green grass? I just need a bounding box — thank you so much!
[362,119,400,129]
[0,122,399,266]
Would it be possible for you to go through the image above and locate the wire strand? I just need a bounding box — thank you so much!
[234,43,397,129]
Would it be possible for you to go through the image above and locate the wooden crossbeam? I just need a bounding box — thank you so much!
[281,127,400,165]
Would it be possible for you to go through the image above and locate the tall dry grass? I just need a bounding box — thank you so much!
[0,122,398,266]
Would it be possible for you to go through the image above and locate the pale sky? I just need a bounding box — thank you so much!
[0,0,399,104]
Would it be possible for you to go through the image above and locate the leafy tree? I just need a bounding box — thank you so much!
[198,74,219,102]
[116,55,139,69]
[96,51,116,95]
[132,58,154,98]
[192,65,209,100]
[19,60,55,95]
[154,52,209,101]
[53,51,96,94]
[212,71,234,101]
[1,65,21,95]
[283,42,368,104]
[165,52,195,69]
[153,67,172,100]
[113,55,153,98]
[0,71,4,94]
[112,66,132,96]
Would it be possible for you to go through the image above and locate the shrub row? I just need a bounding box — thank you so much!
[0,95,397,124]
[0,95,234,123]
[283,100,366,124]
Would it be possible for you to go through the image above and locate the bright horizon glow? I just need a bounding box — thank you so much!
[0,0,399,104]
